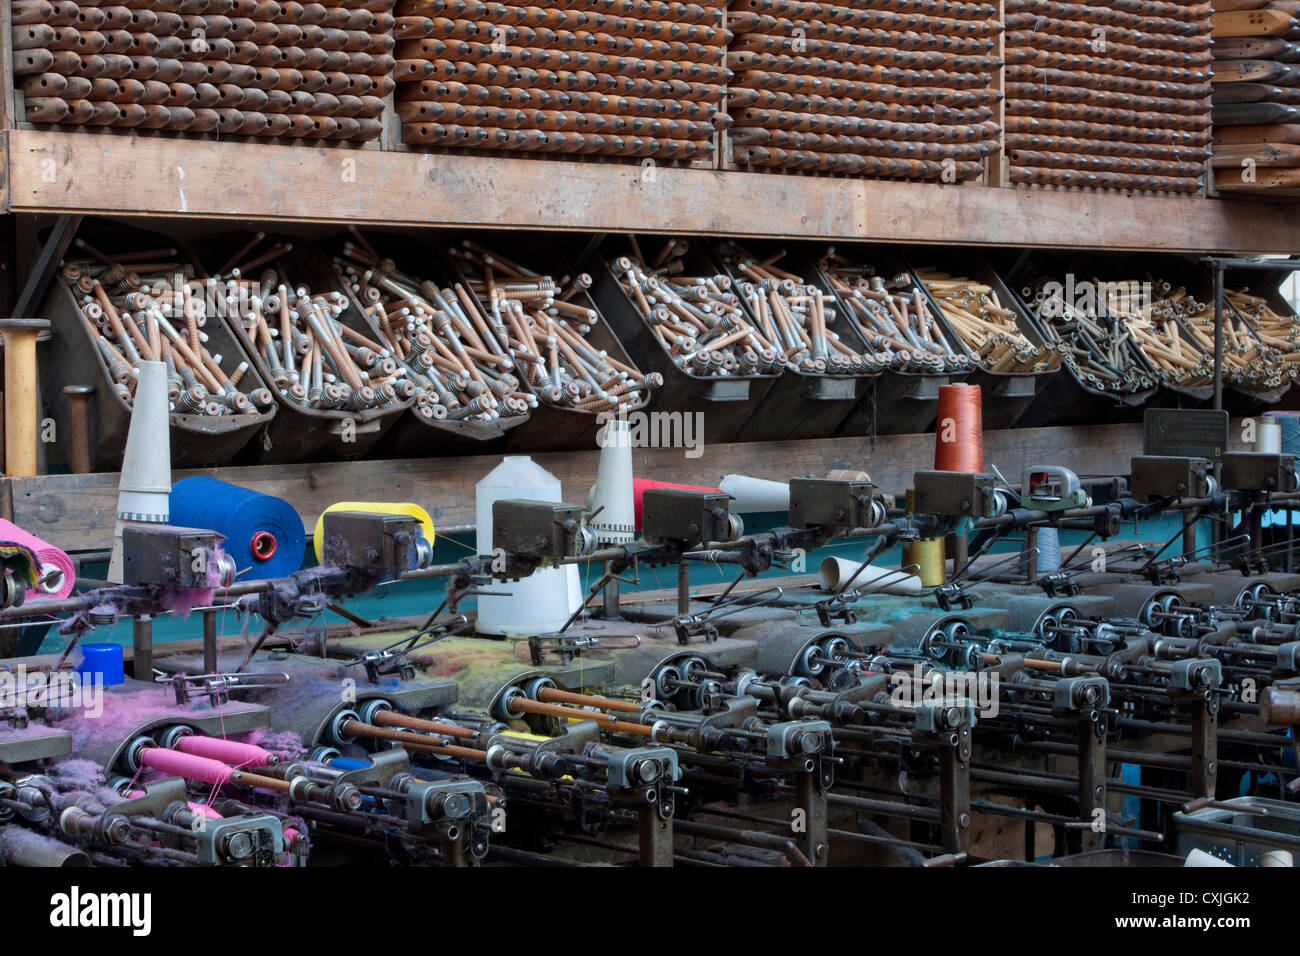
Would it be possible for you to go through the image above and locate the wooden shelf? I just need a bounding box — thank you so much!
[1,424,1149,553]
[4,129,1299,254]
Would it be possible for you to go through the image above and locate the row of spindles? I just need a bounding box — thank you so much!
[14,0,396,141]
[1003,0,1213,194]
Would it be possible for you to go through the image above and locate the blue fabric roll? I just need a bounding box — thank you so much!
[170,476,305,579]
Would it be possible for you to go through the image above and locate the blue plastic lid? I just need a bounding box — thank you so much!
[75,643,124,686]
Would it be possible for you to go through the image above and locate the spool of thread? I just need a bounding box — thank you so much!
[140,747,237,786]
[632,479,722,528]
[170,477,305,580]
[173,735,277,768]
[1035,527,1062,573]
[1258,415,1282,454]
[1262,849,1294,867]
[934,383,984,473]
[75,643,124,687]
[903,538,947,587]
[0,518,74,600]
[1272,411,1300,456]
[312,502,435,564]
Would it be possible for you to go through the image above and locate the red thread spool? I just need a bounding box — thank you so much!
[934,384,984,473]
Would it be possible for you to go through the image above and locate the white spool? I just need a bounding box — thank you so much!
[1261,849,1293,867]
[1258,415,1282,454]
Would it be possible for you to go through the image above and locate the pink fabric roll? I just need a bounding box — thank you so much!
[0,518,75,600]
[175,735,275,768]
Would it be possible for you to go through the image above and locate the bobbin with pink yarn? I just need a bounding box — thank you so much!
[0,518,75,600]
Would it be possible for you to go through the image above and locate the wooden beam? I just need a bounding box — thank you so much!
[5,129,1299,254]
[4,424,1149,552]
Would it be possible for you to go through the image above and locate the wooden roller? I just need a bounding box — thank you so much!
[1213,9,1300,38]
[1211,140,1300,165]
[1214,36,1300,60]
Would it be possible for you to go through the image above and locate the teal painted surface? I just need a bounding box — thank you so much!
[33,510,1213,655]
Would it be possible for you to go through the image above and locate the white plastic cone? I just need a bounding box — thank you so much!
[107,361,171,583]
[818,556,923,595]
[587,418,635,545]
[719,474,790,513]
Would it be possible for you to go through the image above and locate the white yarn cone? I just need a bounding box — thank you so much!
[818,556,923,595]
[107,361,171,583]
[720,474,790,512]
[587,418,635,545]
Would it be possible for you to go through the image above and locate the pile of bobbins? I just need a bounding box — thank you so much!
[448,239,659,414]
[725,0,1003,181]
[614,237,782,378]
[1182,289,1299,391]
[912,267,1059,374]
[713,240,877,374]
[1004,0,1213,194]
[816,248,975,373]
[334,235,533,427]
[215,236,408,413]
[13,0,396,141]
[60,240,274,417]
[1020,272,1216,394]
[392,0,729,161]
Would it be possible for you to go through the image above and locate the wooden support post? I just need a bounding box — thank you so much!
[133,614,154,682]
[0,318,49,476]
[62,385,94,475]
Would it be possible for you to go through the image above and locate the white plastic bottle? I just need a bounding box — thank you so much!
[475,456,582,635]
